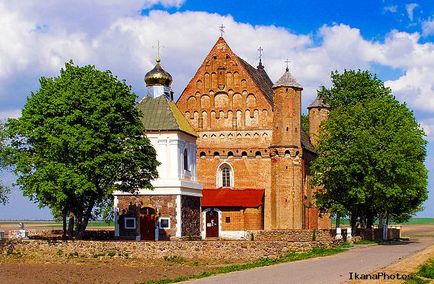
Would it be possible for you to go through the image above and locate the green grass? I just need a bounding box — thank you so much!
[417,258,434,279]
[0,220,114,227]
[405,258,434,284]
[397,218,434,225]
[352,239,379,245]
[331,218,434,226]
[144,243,353,284]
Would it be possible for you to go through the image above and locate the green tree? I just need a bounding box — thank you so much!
[0,122,10,205]
[2,61,159,238]
[312,70,428,235]
[301,113,309,134]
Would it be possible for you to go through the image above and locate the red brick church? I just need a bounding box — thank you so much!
[176,36,331,238]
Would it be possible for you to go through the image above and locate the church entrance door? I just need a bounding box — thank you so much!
[140,207,156,241]
[206,210,219,238]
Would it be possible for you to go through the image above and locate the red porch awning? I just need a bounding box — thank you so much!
[202,188,265,208]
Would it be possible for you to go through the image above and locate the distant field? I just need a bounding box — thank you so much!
[0,220,114,227]
[1,218,432,229]
[332,217,434,226]
[396,218,434,225]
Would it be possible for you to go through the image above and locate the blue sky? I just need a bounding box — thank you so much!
[0,0,433,219]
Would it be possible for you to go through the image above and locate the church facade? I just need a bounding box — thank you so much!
[176,37,331,237]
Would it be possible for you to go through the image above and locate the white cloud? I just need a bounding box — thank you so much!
[422,18,434,37]
[420,119,434,141]
[0,109,21,120]
[384,5,398,13]
[0,1,434,119]
[4,0,185,36]
[405,3,418,21]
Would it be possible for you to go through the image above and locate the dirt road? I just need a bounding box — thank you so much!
[183,238,434,284]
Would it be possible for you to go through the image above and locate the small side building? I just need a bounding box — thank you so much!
[201,188,264,239]
[114,57,202,240]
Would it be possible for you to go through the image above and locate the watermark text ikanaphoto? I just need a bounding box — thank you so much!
[349,272,412,280]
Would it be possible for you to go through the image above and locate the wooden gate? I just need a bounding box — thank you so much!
[140,207,156,241]
[206,210,219,238]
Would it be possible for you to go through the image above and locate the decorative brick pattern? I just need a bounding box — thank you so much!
[176,37,331,231]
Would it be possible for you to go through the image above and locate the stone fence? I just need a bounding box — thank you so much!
[355,227,401,240]
[248,229,334,242]
[1,239,336,261]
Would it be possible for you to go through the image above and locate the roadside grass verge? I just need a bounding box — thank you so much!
[405,258,434,284]
[144,243,353,284]
[352,239,379,245]
[331,218,434,226]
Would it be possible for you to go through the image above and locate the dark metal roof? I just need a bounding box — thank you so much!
[237,56,274,105]
[137,95,197,137]
[273,68,303,89]
[308,95,330,109]
[301,130,315,153]
[235,56,313,153]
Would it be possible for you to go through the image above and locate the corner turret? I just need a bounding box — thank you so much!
[307,95,330,147]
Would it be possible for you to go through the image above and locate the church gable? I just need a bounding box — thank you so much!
[177,37,274,132]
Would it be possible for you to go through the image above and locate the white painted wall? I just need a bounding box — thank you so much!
[146,132,198,183]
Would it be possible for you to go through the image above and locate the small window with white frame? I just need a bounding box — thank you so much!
[222,167,230,187]
[217,163,233,188]
[124,217,136,229]
[159,217,171,229]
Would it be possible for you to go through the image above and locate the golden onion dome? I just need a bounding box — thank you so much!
[144,57,173,87]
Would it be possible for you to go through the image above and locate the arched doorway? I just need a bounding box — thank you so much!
[206,209,219,238]
[140,207,156,241]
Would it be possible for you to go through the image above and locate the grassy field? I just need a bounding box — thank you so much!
[0,220,114,227]
[332,218,434,226]
[2,217,432,229]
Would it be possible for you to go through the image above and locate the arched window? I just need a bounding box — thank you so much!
[217,163,234,188]
[183,149,188,170]
[222,167,230,187]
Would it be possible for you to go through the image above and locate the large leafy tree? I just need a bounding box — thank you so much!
[312,70,428,232]
[0,122,10,205]
[2,61,159,238]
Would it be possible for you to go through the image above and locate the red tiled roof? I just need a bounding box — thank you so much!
[202,188,265,208]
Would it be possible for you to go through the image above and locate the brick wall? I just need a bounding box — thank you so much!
[213,207,263,232]
[243,207,263,230]
[221,209,244,231]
